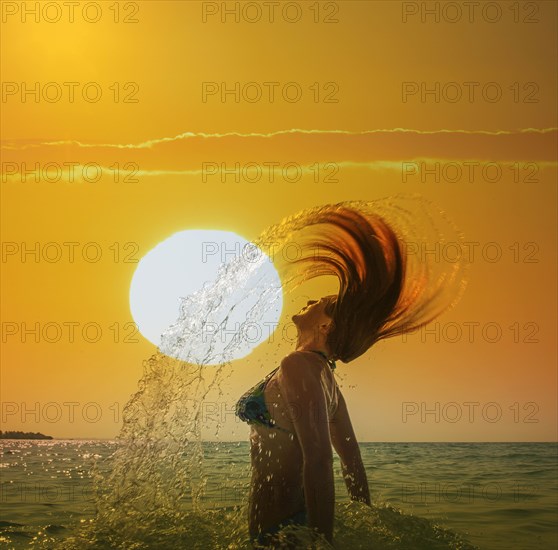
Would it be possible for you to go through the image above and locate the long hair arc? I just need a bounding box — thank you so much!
[254,194,469,363]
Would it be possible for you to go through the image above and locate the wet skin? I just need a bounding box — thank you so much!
[248,350,338,536]
[248,298,371,544]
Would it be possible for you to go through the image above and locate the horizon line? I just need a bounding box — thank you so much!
[2,438,556,444]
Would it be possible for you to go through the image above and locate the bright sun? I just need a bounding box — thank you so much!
[129,230,283,363]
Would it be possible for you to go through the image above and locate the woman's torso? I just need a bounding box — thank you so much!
[248,352,339,532]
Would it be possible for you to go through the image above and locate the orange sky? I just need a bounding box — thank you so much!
[1,0,556,441]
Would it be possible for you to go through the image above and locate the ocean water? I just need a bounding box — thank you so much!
[0,440,556,549]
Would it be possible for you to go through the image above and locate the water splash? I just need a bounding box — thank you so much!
[58,194,473,549]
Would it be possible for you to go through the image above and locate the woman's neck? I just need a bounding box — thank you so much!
[295,333,331,357]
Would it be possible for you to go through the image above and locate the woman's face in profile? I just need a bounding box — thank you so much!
[292,295,336,327]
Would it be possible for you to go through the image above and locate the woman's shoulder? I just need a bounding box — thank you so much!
[280,351,327,377]
[277,351,338,410]
[281,350,324,363]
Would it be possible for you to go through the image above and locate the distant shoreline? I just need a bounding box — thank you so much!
[0,430,53,440]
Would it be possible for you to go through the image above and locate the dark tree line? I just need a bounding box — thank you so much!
[0,430,53,439]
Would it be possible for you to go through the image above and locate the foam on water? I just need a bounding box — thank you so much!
[57,502,480,550]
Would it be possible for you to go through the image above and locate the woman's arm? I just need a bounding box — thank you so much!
[329,391,371,505]
[278,353,335,544]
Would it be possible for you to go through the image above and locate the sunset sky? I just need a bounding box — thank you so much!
[1,0,556,441]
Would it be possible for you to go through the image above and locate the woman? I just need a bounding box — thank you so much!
[237,295,371,547]
[236,204,464,546]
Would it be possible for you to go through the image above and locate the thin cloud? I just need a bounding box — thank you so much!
[1,129,556,173]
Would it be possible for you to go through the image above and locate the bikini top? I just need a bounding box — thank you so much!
[235,350,337,432]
